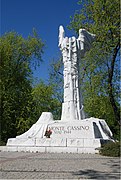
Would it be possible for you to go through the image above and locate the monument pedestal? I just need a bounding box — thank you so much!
[5,112,114,154]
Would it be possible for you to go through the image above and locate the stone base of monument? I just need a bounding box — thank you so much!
[4,112,114,154]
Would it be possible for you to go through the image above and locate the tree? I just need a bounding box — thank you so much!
[31,80,61,121]
[0,31,44,142]
[49,57,63,104]
[68,0,120,138]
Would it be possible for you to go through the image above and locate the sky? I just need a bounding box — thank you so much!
[1,0,81,83]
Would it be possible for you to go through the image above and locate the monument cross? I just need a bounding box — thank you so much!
[59,25,95,121]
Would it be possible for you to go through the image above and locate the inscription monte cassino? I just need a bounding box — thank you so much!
[48,126,89,134]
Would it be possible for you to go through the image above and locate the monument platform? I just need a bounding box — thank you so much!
[4,112,114,154]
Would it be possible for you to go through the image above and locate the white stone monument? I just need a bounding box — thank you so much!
[59,26,95,121]
[4,26,114,154]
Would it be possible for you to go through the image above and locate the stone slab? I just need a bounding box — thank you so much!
[83,139,101,148]
[0,146,99,154]
[25,147,46,153]
[7,138,35,146]
[6,146,18,152]
[36,138,66,147]
[36,138,50,146]
[67,138,84,147]
[49,120,95,139]
[77,147,99,154]
[67,138,101,148]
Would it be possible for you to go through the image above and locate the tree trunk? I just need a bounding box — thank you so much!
[108,42,120,125]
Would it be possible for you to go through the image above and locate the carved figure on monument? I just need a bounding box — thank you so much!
[59,25,95,121]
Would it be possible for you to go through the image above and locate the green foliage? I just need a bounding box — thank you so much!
[0,140,6,146]
[48,57,63,104]
[69,0,120,44]
[99,141,120,157]
[0,31,44,142]
[31,80,61,122]
[79,43,120,138]
[68,0,120,137]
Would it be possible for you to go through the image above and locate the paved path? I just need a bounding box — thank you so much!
[0,152,120,179]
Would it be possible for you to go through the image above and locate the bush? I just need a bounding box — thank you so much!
[0,140,6,146]
[99,141,120,157]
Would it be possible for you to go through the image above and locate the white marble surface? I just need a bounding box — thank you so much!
[6,111,113,153]
[36,138,66,147]
[6,112,55,146]
[59,25,95,121]
[0,146,99,154]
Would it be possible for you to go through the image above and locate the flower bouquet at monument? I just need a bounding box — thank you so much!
[44,129,52,138]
